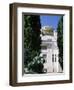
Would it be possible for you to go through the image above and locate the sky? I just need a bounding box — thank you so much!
[40,15,62,30]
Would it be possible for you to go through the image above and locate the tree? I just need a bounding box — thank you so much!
[57,16,63,70]
[24,15,45,73]
[24,15,33,68]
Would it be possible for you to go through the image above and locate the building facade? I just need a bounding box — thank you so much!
[40,26,63,73]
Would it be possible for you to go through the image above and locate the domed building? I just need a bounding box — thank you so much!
[40,26,63,73]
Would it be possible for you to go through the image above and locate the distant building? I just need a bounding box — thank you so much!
[40,26,63,73]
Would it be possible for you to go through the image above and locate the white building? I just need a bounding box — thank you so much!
[40,26,63,73]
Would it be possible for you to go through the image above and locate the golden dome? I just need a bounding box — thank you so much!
[41,26,54,35]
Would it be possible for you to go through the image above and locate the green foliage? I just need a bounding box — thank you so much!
[24,15,45,73]
[27,54,45,73]
[57,16,63,69]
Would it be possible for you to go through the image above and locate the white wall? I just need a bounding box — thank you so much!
[0,0,74,89]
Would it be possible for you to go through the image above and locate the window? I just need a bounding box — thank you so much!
[52,54,57,62]
[55,54,56,62]
[52,54,54,62]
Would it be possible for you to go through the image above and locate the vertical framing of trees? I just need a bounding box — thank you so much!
[24,15,45,73]
[57,16,63,70]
